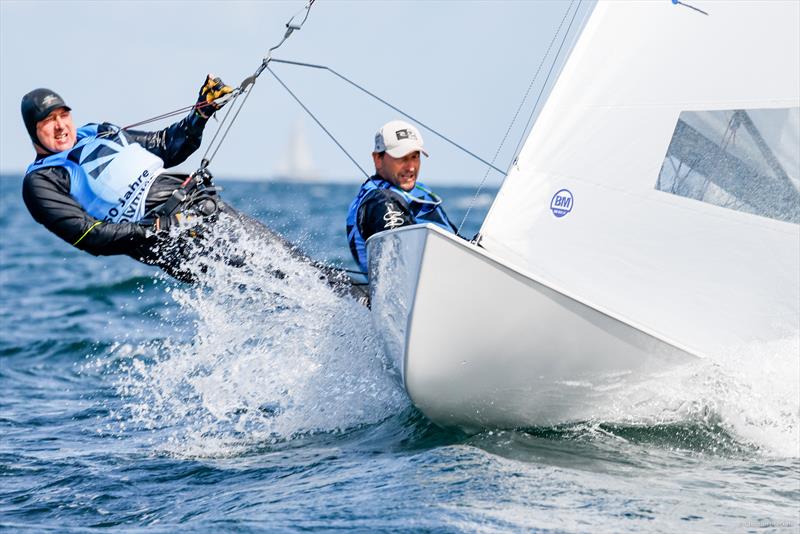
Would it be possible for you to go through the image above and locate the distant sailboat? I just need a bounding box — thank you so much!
[275,118,319,182]
[367,0,800,432]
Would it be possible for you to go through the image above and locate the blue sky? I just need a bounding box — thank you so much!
[1,0,590,185]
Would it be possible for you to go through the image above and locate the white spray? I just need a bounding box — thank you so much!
[116,214,408,457]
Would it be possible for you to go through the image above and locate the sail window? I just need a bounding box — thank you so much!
[656,107,799,223]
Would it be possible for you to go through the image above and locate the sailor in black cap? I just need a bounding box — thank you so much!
[20,77,242,281]
[19,79,360,299]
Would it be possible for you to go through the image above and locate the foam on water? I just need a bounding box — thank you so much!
[597,336,800,457]
[114,214,408,457]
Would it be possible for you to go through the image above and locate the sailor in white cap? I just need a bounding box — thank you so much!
[345,119,457,273]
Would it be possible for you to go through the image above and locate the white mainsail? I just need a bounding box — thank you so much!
[479,0,800,358]
[366,0,799,431]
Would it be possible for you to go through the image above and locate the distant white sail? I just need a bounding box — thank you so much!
[276,118,318,181]
[480,0,800,357]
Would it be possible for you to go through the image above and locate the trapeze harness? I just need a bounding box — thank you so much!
[26,123,217,226]
[346,177,455,272]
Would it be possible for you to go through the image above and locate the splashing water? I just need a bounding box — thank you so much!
[596,336,800,457]
[115,214,408,457]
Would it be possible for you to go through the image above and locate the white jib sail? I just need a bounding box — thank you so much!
[480,0,800,359]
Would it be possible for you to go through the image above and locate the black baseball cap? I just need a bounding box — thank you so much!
[21,88,71,146]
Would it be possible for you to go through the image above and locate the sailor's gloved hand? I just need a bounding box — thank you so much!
[195,74,234,119]
[153,212,194,234]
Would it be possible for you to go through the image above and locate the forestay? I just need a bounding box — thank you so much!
[480,0,800,358]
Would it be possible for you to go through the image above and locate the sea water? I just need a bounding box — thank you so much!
[1,176,798,532]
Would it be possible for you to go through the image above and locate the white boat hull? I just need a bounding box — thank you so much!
[368,224,698,432]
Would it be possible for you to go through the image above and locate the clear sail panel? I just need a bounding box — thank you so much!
[657,107,800,223]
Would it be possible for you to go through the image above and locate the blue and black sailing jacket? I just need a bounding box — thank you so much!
[22,113,207,258]
[26,124,165,224]
[346,176,456,272]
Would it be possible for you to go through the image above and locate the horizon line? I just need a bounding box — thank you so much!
[0,172,501,188]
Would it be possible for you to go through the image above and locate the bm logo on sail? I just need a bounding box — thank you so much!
[550,189,574,218]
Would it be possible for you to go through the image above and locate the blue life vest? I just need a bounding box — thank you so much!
[26,124,164,223]
[346,177,454,272]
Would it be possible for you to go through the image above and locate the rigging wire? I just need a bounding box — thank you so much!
[96,99,223,140]
[267,65,370,178]
[199,84,257,168]
[268,58,505,176]
[99,1,317,161]
[456,0,579,237]
[107,0,548,200]
[121,104,198,131]
[106,0,586,241]
[507,1,584,174]
[197,0,317,171]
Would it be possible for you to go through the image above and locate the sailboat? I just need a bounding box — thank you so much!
[275,118,319,182]
[366,0,800,432]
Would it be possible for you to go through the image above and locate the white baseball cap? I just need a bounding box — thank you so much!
[374,120,428,158]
